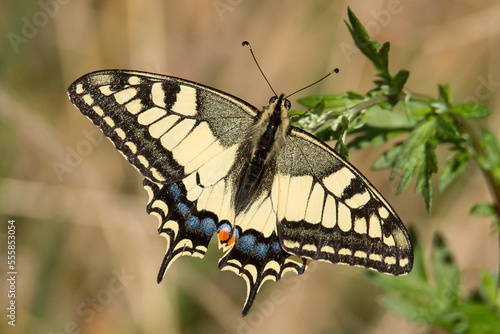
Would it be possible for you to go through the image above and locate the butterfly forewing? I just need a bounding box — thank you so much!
[68,69,413,316]
[67,70,258,184]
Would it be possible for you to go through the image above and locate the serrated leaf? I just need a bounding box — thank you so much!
[392,119,437,193]
[450,103,490,118]
[345,7,391,81]
[378,42,390,78]
[389,69,409,96]
[415,142,437,212]
[470,202,496,217]
[436,114,462,142]
[395,147,424,194]
[439,150,471,191]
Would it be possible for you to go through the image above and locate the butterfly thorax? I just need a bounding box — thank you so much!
[233,94,291,215]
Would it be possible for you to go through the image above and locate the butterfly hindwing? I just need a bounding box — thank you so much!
[144,171,307,315]
[275,128,412,275]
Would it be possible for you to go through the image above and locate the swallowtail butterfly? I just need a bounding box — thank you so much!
[68,68,413,315]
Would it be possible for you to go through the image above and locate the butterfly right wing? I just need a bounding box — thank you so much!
[274,127,413,275]
[67,69,258,184]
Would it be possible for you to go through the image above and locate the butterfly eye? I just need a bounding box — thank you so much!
[269,96,277,104]
[284,99,291,110]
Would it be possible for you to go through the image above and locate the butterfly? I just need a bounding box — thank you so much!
[68,68,413,315]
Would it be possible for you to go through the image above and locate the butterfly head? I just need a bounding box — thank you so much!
[267,94,292,124]
[268,94,291,111]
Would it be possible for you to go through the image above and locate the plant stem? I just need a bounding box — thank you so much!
[459,119,500,293]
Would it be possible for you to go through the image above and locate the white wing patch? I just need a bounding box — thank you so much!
[151,82,166,107]
[284,175,313,222]
[237,195,277,238]
[304,183,324,224]
[321,195,337,228]
[172,122,225,172]
[160,119,197,150]
[171,85,197,116]
[323,167,355,198]
[138,107,167,125]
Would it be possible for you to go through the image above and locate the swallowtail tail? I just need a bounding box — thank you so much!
[68,69,413,315]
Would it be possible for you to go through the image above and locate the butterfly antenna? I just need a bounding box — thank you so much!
[242,41,277,97]
[286,68,339,99]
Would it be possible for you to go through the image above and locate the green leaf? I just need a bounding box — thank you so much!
[296,94,362,110]
[477,128,500,186]
[439,150,471,191]
[391,119,437,194]
[415,142,437,212]
[478,128,500,167]
[436,114,462,142]
[378,42,391,78]
[478,269,499,307]
[345,7,391,81]
[470,202,496,217]
[335,138,349,161]
[389,69,409,96]
[438,84,452,107]
[348,128,406,151]
[365,107,415,129]
[450,103,490,118]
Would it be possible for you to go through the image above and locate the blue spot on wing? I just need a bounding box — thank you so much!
[271,241,281,253]
[201,218,217,237]
[253,243,269,258]
[186,215,200,230]
[169,183,181,200]
[177,203,189,216]
[237,235,256,253]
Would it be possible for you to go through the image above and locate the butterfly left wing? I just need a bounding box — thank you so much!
[274,127,413,275]
[68,70,307,315]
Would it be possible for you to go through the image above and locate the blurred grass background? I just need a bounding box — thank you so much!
[0,1,499,333]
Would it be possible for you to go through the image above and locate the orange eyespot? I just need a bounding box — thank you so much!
[218,229,231,242]
[227,235,236,246]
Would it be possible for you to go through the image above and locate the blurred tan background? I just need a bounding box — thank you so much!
[1,1,499,333]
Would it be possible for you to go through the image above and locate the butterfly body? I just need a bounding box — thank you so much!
[68,70,413,315]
